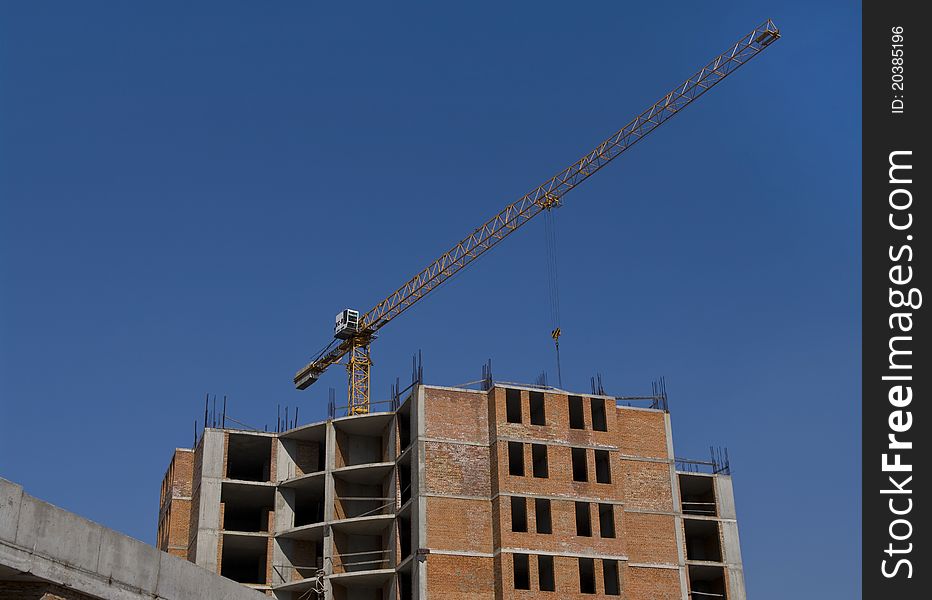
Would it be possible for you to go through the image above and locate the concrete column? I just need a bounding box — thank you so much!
[277,438,297,482]
[194,429,224,573]
[274,438,297,539]
[721,520,746,597]
[322,420,337,599]
[664,414,689,600]
[715,475,738,520]
[272,436,298,587]
[715,476,745,600]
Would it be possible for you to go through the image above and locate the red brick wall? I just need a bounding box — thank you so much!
[157,449,194,557]
[423,441,490,497]
[496,496,623,556]
[186,441,204,562]
[492,439,620,500]
[265,536,274,586]
[617,408,669,459]
[421,385,685,600]
[624,565,681,600]
[222,432,229,478]
[426,554,495,600]
[489,389,619,448]
[157,384,699,600]
[215,533,223,575]
[165,498,191,557]
[426,496,493,552]
[623,512,679,564]
[421,389,497,599]
[497,552,625,599]
[621,459,675,512]
[173,450,194,494]
[425,388,489,443]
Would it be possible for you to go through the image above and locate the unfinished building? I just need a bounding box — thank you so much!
[158,383,745,599]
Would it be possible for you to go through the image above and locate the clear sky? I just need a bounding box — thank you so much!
[0,2,860,598]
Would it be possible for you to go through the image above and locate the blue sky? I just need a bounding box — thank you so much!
[1,2,860,598]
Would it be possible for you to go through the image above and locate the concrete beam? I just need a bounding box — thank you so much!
[0,477,266,600]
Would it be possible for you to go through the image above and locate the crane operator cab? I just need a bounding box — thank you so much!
[334,309,360,339]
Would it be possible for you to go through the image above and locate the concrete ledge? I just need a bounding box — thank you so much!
[0,477,265,600]
[0,480,24,541]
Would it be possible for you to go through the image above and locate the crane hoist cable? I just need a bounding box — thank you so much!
[293,20,781,414]
[543,205,563,388]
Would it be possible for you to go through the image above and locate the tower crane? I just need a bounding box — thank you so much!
[295,20,780,414]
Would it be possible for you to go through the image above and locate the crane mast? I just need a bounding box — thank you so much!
[295,19,780,414]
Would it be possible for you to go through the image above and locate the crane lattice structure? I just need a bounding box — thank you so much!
[295,20,781,414]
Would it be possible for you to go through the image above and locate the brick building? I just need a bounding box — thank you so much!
[157,383,746,599]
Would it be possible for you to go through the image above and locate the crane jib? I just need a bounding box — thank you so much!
[294,19,780,396]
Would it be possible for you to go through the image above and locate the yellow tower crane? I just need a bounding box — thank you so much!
[295,20,781,414]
